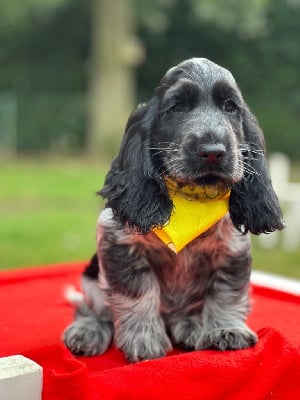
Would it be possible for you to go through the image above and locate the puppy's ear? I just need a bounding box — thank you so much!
[229,107,285,234]
[99,100,172,233]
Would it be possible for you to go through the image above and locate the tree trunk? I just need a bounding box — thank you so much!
[87,0,143,158]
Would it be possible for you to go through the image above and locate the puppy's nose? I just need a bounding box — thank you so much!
[199,144,226,164]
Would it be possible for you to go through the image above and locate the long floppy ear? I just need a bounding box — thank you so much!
[99,100,173,233]
[229,107,285,234]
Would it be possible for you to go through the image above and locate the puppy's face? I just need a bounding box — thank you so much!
[151,58,245,189]
[100,57,283,235]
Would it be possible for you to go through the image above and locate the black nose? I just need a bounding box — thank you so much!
[199,144,226,164]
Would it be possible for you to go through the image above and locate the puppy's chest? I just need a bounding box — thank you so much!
[150,229,230,297]
[152,249,213,315]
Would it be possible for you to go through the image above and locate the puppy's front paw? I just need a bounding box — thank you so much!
[117,322,172,363]
[63,316,113,356]
[198,327,257,351]
[169,317,202,350]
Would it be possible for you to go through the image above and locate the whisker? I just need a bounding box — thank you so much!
[243,161,260,176]
[158,159,184,178]
[243,155,262,162]
[151,149,180,158]
[236,159,259,177]
[157,141,181,146]
[149,147,180,151]
[238,145,264,157]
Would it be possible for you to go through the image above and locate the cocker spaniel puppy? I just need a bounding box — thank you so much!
[63,58,284,362]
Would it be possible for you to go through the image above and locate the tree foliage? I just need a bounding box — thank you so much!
[0,0,299,158]
[0,0,88,92]
[0,0,69,31]
[136,0,300,158]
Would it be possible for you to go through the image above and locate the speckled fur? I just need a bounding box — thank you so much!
[63,58,283,362]
[64,209,255,361]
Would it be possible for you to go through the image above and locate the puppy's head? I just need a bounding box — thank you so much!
[151,58,244,190]
[100,58,284,235]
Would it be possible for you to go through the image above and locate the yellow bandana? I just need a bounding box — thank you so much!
[153,178,231,253]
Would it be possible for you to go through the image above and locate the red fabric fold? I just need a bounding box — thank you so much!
[25,345,93,400]
[88,328,300,400]
[1,262,299,400]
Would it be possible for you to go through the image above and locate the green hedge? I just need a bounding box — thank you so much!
[16,92,86,154]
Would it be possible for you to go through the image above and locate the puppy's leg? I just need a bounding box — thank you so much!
[63,314,113,356]
[109,285,172,362]
[197,262,257,351]
[63,273,114,356]
[99,227,172,362]
[168,315,202,351]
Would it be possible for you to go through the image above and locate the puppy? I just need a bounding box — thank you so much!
[63,58,284,362]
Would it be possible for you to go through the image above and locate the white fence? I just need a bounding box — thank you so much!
[258,153,300,251]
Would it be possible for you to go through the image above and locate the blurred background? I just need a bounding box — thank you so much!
[0,0,299,276]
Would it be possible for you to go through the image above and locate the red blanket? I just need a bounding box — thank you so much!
[1,262,300,400]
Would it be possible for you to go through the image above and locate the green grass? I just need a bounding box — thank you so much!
[0,159,106,269]
[251,239,300,279]
[0,159,299,279]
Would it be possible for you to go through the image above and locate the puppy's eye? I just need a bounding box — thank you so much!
[171,104,184,112]
[169,100,185,112]
[223,99,238,113]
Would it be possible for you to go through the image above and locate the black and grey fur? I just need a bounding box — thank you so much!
[63,58,284,362]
